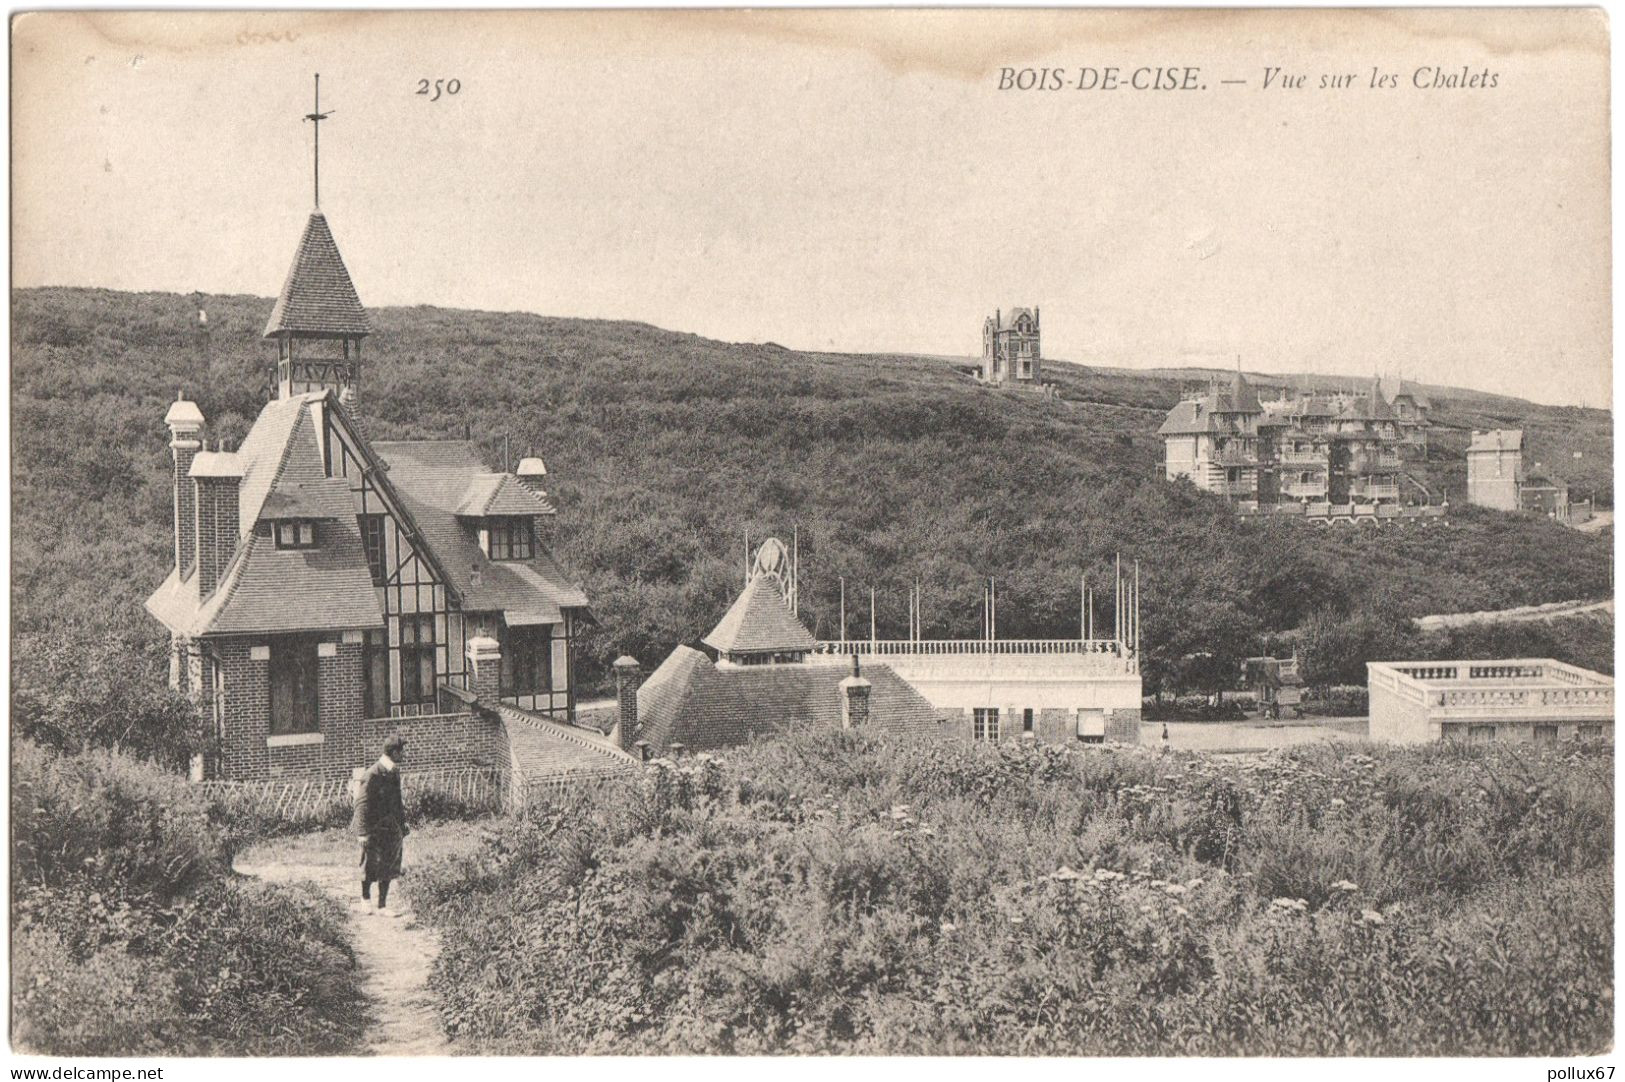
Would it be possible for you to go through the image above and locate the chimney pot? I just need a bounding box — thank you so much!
[465,636,502,704]
[165,399,205,579]
[613,655,643,752]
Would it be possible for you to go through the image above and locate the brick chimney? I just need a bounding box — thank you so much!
[190,446,242,597]
[515,456,548,494]
[466,636,502,703]
[839,654,871,729]
[612,655,642,751]
[165,397,204,579]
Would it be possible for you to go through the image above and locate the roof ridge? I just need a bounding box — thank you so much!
[497,702,638,764]
[323,395,465,607]
[196,529,257,631]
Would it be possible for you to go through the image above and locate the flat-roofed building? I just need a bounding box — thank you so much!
[1367,659,1613,744]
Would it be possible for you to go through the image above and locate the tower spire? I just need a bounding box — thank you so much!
[304,73,333,208]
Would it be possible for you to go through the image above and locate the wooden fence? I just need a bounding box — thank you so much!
[199,766,511,823]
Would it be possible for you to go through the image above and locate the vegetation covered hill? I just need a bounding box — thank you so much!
[10,287,1612,729]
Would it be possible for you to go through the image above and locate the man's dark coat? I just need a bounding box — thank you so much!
[356,758,409,880]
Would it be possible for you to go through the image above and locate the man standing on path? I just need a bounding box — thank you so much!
[357,734,411,917]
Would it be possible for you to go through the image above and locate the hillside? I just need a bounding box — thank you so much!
[10,287,1613,710]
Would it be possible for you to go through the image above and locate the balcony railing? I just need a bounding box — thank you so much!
[1353,484,1400,501]
[814,638,1124,658]
[1209,448,1259,466]
[1282,481,1329,498]
[1279,450,1324,466]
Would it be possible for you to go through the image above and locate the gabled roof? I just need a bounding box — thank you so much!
[635,647,940,752]
[1380,376,1432,409]
[1157,399,1218,436]
[262,211,373,339]
[1468,429,1524,453]
[1157,378,1265,436]
[373,440,589,618]
[702,574,818,656]
[454,473,557,518]
[1365,378,1395,420]
[145,393,382,637]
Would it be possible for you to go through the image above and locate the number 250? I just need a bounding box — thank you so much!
[416,78,461,101]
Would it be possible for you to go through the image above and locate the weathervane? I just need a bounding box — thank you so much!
[304,73,333,207]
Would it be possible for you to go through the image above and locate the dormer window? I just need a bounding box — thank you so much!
[486,516,534,561]
[274,520,318,549]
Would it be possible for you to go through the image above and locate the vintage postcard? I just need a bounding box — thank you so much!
[8,7,1614,1067]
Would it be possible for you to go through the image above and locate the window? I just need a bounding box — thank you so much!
[268,636,320,734]
[1534,724,1558,743]
[1023,708,1035,734]
[973,708,1000,743]
[487,517,534,561]
[360,514,387,585]
[1578,724,1606,742]
[399,614,438,705]
[501,625,554,696]
[1467,724,1496,744]
[274,520,318,549]
[363,630,389,717]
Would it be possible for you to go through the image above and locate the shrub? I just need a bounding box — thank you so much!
[10,742,364,1055]
[410,730,1613,1055]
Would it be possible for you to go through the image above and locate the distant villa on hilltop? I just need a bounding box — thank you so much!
[979,306,1045,390]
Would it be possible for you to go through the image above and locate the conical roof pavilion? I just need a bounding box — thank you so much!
[703,573,818,657]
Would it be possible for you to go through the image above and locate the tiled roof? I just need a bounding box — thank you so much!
[146,394,588,640]
[702,574,818,656]
[1158,374,1264,436]
[635,647,940,752]
[260,479,350,519]
[1227,371,1262,412]
[374,440,590,618]
[1469,429,1524,454]
[145,394,382,637]
[1380,377,1432,410]
[495,703,637,781]
[263,211,373,339]
[1366,378,1395,420]
[453,473,557,517]
[196,522,382,636]
[1156,400,1218,436]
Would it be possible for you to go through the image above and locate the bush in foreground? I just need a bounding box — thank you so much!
[10,742,365,1055]
[413,731,1612,1055]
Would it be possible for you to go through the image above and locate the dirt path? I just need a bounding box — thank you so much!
[236,825,480,1055]
[1412,597,1612,631]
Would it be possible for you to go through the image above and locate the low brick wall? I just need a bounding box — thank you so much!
[360,711,511,773]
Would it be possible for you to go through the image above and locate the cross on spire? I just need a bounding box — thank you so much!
[303,73,333,208]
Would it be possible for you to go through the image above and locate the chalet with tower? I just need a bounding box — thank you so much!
[147,77,631,788]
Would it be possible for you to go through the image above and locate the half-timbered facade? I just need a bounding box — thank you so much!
[147,197,607,783]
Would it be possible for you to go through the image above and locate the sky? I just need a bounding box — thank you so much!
[11,9,1612,406]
